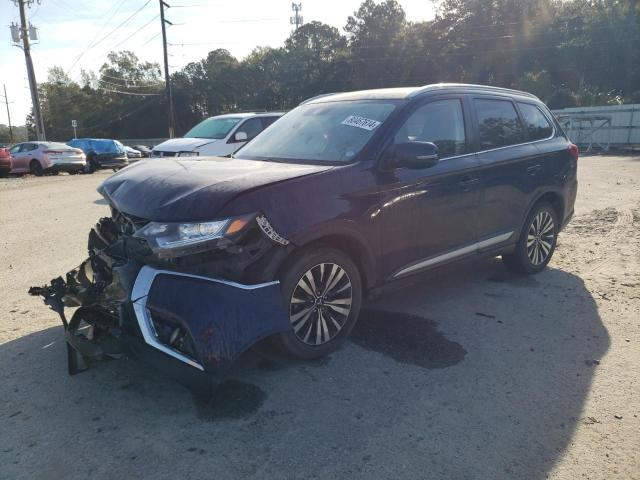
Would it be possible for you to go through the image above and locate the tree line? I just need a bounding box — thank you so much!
[14,0,640,143]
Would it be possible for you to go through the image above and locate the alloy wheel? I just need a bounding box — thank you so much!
[289,263,353,346]
[527,210,555,266]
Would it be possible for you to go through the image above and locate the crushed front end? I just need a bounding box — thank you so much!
[29,207,292,394]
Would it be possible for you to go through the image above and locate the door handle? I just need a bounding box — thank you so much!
[526,164,542,175]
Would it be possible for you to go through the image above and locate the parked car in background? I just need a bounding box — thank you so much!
[8,141,85,175]
[0,146,12,177]
[115,141,143,162]
[31,84,577,391]
[151,112,283,158]
[67,138,128,173]
[132,145,152,158]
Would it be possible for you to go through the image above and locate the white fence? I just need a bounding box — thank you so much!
[552,104,640,151]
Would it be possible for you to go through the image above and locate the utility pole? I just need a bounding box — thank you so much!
[13,0,46,140]
[290,2,303,30]
[2,84,14,143]
[159,0,175,138]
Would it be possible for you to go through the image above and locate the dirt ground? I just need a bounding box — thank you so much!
[0,155,638,480]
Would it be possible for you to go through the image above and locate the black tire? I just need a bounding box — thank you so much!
[29,159,44,176]
[274,246,362,360]
[68,170,79,175]
[503,201,558,274]
[85,156,97,174]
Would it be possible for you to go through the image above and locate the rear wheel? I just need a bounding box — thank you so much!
[275,246,362,360]
[29,159,44,176]
[503,202,558,274]
[84,156,97,174]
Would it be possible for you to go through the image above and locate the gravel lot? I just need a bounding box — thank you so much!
[1,156,638,480]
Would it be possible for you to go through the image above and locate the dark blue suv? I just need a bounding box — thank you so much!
[32,84,577,392]
[66,138,128,173]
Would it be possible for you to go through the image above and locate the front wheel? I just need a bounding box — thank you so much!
[275,246,362,360]
[503,202,558,274]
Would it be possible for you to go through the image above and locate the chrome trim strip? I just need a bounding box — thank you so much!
[131,266,280,371]
[392,231,514,278]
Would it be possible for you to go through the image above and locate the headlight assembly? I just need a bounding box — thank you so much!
[134,215,252,257]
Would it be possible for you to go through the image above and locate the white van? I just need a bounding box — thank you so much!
[151,112,283,158]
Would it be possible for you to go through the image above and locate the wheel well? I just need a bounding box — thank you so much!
[535,192,564,222]
[300,235,374,290]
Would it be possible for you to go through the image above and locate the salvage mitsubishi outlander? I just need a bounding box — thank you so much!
[30,84,578,394]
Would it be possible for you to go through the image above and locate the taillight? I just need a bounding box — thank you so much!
[43,150,63,154]
[569,143,579,161]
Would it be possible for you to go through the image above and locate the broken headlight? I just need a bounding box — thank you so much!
[134,214,253,257]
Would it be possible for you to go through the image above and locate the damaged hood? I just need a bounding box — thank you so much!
[152,137,216,152]
[98,157,332,222]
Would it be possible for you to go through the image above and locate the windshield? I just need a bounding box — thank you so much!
[236,100,398,163]
[184,117,242,139]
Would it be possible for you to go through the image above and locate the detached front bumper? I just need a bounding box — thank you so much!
[131,266,289,372]
[30,261,289,392]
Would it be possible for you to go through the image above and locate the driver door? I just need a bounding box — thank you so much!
[375,96,482,280]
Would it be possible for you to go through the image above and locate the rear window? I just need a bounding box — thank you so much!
[92,140,124,154]
[44,142,71,150]
[518,103,553,141]
[474,98,524,149]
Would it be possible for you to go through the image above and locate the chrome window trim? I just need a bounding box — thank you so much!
[470,97,556,157]
[392,231,514,278]
[426,114,556,165]
[131,265,279,371]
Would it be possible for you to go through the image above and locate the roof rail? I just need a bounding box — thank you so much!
[409,83,539,99]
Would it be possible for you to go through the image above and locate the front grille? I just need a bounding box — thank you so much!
[110,208,149,236]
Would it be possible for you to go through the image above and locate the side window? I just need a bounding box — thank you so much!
[24,143,37,152]
[474,98,524,150]
[260,116,279,129]
[518,103,553,141]
[237,118,263,141]
[394,99,467,159]
[9,144,22,154]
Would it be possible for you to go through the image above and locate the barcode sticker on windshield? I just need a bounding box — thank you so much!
[341,115,381,131]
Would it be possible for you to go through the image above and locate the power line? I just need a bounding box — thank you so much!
[82,96,160,131]
[97,86,161,96]
[140,31,162,47]
[66,0,152,75]
[109,14,160,51]
[98,79,162,90]
[99,73,162,85]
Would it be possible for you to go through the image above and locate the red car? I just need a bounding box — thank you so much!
[0,146,12,177]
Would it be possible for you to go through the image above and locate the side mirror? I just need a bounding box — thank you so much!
[233,131,248,142]
[394,141,439,169]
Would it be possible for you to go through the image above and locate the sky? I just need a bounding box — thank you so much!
[0,0,436,126]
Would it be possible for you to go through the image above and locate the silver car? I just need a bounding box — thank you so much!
[116,142,143,163]
[9,141,86,176]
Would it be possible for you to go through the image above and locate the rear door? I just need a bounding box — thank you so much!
[375,96,482,279]
[471,96,539,245]
[9,144,24,171]
[15,143,37,171]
